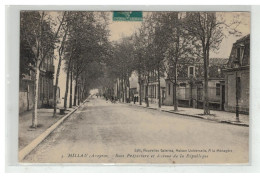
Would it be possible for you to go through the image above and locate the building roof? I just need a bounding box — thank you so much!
[196,58,229,65]
[209,58,229,65]
[227,34,250,68]
[235,34,250,44]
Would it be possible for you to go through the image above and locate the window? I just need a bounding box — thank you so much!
[216,83,220,96]
[236,47,244,65]
[188,66,195,77]
[236,47,241,61]
[168,83,171,95]
[180,83,186,87]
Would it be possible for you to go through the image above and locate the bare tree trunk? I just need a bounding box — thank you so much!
[138,74,142,105]
[203,46,210,115]
[127,77,131,103]
[47,79,50,105]
[73,78,78,106]
[53,28,67,116]
[121,78,124,103]
[124,78,127,103]
[118,78,121,102]
[146,75,150,107]
[82,86,85,102]
[69,69,73,108]
[173,63,178,111]
[157,66,161,108]
[32,61,40,128]
[116,79,119,100]
[53,53,63,117]
[27,84,30,111]
[64,58,72,110]
[78,83,80,105]
[123,79,125,102]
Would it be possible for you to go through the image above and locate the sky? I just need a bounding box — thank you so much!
[108,11,250,58]
[53,11,250,104]
[108,12,142,41]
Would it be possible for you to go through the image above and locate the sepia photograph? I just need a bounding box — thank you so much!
[18,10,250,164]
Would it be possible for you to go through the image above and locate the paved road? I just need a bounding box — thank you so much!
[23,97,249,164]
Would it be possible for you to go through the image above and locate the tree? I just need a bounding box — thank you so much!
[184,12,244,114]
[20,33,35,79]
[63,42,75,110]
[105,37,135,103]
[133,30,146,105]
[184,12,224,115]
[148,13,169,108]
[132,15,156,107]
[155,12,197,111]
[20,11,63,128]
[53,12,68,117]
[63,12,82,109]
[61,12,110,106]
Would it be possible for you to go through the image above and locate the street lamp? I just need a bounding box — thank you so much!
[233,43,245,122]
[234,60,240,122]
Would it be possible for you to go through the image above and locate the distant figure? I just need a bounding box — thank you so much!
[134,96,136,104]
[111,96,115,103]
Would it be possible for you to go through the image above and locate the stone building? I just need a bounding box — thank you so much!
[164,58,228,110]
[223,34,250,114]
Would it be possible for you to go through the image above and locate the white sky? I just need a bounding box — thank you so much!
[108,11,250,58]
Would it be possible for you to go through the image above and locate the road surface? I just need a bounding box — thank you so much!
[23,97,249,164]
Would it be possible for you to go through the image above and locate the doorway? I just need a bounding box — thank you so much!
[221,85,225,110]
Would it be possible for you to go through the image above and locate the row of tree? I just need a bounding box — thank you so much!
[104,12,241,114]
[20,11,110,128]
[20,11,242,128]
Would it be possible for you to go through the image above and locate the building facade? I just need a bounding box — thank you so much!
[118,71,167,105]
[223,34,250,114]
[164,58,228,110]
[19,57,55,113]
[145,70,166,105]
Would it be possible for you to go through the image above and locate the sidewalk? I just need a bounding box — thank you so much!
[129,102,249,127]
[19,106,76,151]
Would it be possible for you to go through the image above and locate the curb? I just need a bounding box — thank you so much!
[132,104,249,127]
[18,106,80,161]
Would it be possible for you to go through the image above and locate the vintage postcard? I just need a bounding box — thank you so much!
[18,10,250,164]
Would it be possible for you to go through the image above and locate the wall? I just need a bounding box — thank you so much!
[163,80,173,106]
[225,69,249,113]
[19,91,34,113]
[19,80,34,113]
[208,80,221,102]
[19,75,55,113]
[164,79,223,109]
